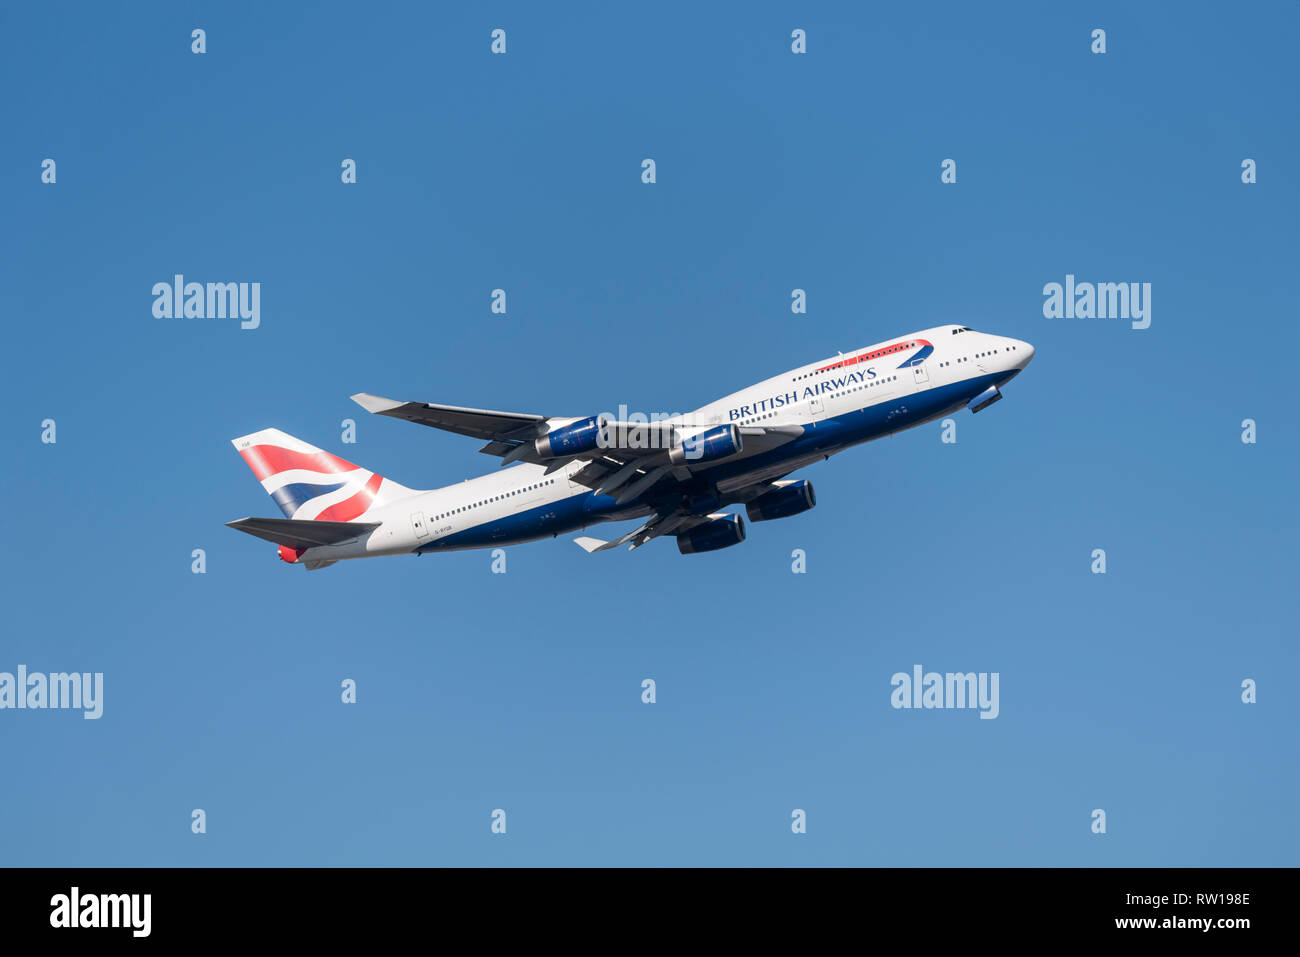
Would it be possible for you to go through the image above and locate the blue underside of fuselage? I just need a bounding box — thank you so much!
[417,370,1015,552]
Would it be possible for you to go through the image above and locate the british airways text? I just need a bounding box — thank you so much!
[728,368,878,420]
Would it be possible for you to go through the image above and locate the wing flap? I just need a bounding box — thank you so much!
[714,452,825,494]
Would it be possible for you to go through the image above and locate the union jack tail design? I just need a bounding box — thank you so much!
[231,428,415,522]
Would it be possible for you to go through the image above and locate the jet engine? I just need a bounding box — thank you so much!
[745,480,816,522]
[676,514,746,554]
[668,424,742,467]
[534,417,680,458]
[534,415,604,458]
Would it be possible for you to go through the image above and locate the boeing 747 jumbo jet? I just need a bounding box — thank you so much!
[227,325,1034,568]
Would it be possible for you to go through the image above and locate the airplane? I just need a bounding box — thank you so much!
[227,324,1034,568]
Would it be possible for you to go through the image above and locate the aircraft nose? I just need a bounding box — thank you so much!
[1013,339,1035,368]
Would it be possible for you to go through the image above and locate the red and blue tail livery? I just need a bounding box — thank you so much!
[232,429,410,523]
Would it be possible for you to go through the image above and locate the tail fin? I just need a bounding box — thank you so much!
[231,428,416,521]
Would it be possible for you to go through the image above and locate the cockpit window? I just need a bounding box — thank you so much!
[952,326,973,334]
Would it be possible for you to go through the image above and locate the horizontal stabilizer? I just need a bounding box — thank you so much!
[226,517,380,550]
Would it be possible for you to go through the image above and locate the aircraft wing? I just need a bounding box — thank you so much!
[572,468,811,553]
[351,393,548,444]
[354,393,803,461]
[353,391,808,503]
[713,450,825,495]
[574,509,718,553]
[566,424,805,497]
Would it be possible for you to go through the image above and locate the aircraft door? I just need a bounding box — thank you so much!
[411,511,428,539]
[809,395,825,422]
[912,364,930,387]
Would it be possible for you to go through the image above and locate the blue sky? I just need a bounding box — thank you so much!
[3,1,1297,865]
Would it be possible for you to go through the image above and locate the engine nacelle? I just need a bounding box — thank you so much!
[669,424,742,467]
[968,386,1003,414]
[535,416,682,458]
[534,415,606,458]
[745,480,816,522]
[677,514,746,554]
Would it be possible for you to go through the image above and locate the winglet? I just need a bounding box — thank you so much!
[573,536,610,553]
[351,393,404,414]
